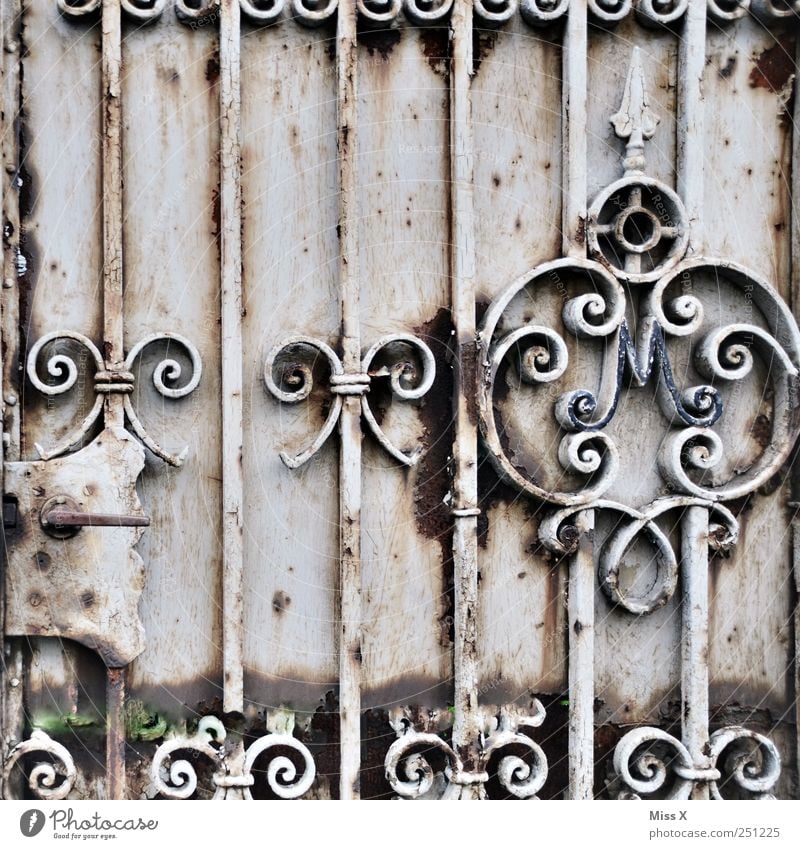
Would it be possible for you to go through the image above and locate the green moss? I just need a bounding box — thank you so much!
[124,700,169,742]
[31,713,100,734]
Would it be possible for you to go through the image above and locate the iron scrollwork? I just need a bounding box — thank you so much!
[385,705,548,800]
[26,331,203,467]
[265,333,436,467]
[150,716,316,800]
[477,47,800,800]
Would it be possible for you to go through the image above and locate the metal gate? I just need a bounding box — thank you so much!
[1,0,799,800]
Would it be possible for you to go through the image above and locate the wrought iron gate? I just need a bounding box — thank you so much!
[1,0,799,800]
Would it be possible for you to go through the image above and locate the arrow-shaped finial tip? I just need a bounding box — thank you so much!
[610,46,660,143]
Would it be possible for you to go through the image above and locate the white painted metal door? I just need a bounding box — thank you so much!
[1,0,799,800]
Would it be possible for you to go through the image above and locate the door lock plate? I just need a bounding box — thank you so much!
[3,427,147,667]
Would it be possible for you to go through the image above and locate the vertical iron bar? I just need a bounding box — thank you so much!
[101,0,126,798]
[336,0,363,800]
[101,0,124,430]
[562,0,594,799]
[681,505,711,800]
[449,0,481,786]
[790,31,800,794]
[677,0,707,256]
[105,668,126,800]
[219,0,245,717]
[561,0,587,260]
[567,509,594,799]
[677,2,710,799]
[0,0,23,800]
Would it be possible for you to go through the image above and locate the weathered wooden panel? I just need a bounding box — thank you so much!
[122,13,224,712]
[17,0,104,730]
[473,18,565,700]
[241,20,339,709]
[704,20,792,286]
[702,20,795,788]
[20,4,102,461]
[357,27,452,708]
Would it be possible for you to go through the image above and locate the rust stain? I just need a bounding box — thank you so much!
[306,690,340,800]
[412,307,456,651]
[419,26,449,77]
[593,724,625,797]
[475,296,491,327]
[542,561,563,663]
[757,466,787,497]
[412,307,455,557]
[358,27,401,61]
[751,412,772,449]
[709,681,788,719]
[205,50,220,83]
[271,590,291,613]
[33,551,50,571]
[574,215,587,246]
[472,30,496,77]
[749,35,797,93]
[361,673,452,714]
[17,118,39,422]
[460,335,479,428]
[360,709,396,799]
[211,187,221,254]
[719,55,737,80]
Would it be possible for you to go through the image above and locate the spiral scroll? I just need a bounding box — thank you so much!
[385,728,461,799]
[120,0,169,21]
[292,0,338,26]
[482,705,549,799]
[519,0,570,25]
[151,717,226,799]
[613,724,781,800]
[26,330,202,465]
[479,258,626,506]
[635,0,688,27]
[358,0,403,24]
[58,0,169,19]
[748,0,799,22]
[474,0,518,25]
[706,0,750,21]
[539,497,738,613]
[403,0,454,24]
[240,0,286,24]
[150,717,317,800]
[3,730,77,801]
[588,0,633,22]
[265,332,435,468]
[27,331,106,461]
[57,0,101,18]
[481,251,800,513]
[123,333,203,467]
[174,0,221,23]
[613,727,695,800]
[243,734,316,799]
[708,727,781,800]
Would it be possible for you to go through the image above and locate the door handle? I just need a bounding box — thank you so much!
[40,495,150,538]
